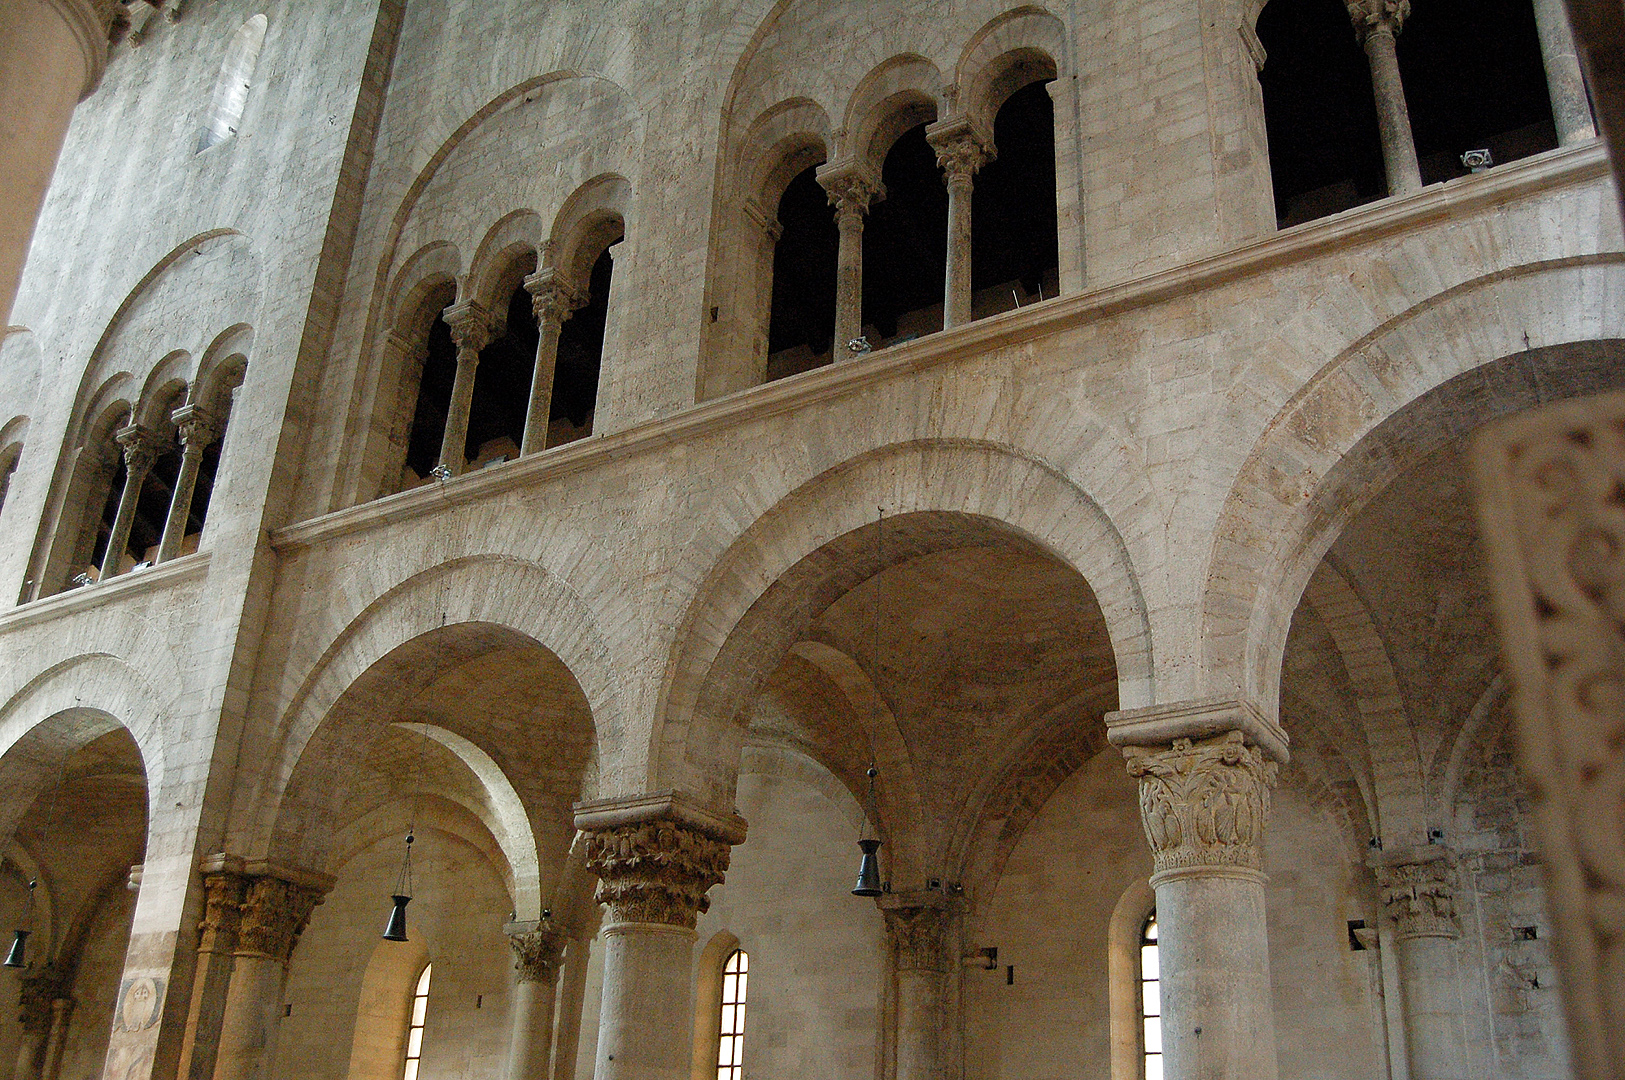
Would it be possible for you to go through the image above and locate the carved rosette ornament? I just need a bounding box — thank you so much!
[1374,856,1460,940]
[1123,730,1278,875]
[234,877,326,964]
[584,820,733,930]
[508,927,568,984]
[1471,391,1625,1078]
[883,905,950,972]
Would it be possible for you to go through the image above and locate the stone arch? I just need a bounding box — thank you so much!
[467,209,544,314]
[134,350,191,429]
[192,324,253,415]
[656,438,1152,811]
[249,556,624,886]
[956,6,1067,130]
[547,174,630,293]
[1201,257,1625,716]
[842,54,944,168]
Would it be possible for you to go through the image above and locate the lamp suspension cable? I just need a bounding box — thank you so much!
[384,601,445,942]
[853,507,885,898]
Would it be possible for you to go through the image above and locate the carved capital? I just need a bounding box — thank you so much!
[442,300,497,355]
[927,118,995,182]
[523,269,586,327]
[1346,0,1409,39]
[584,820,733,929]
[1372,850,1460,940]
[506,925,568,984]
[1121,729,1278,875]
[170,404,221,451]
[114,423,163,474]
[817,162,885,223]
[235,875,327,964]
[883,905,950,972]
[196,866,249,954]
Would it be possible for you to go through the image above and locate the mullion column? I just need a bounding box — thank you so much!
[927,118,993,329]
[504,923,567,1080]
[101,423,162,580]
[520,270,584,457]
[1531,0,1597,144]
[1108,700,1287,1080]
[578,794,746,1080]
[816,163,884,356]
[438,300,496,476]
[1348,0,1422,195]
[156,404,220,562]
[881,901,952,1080]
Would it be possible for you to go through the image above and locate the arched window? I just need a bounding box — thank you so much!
[1140,912,1161,1080]
[0,442,21,519]
[765,164,839,381]
[402,962,431,1080]
[198,15,268,152]
[716,948,749,1080]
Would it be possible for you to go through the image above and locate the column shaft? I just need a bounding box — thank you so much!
[594,925,696,1080]
[1363,25,1423,195]
[1531,0,1597,144]
[817,165,883,355]
[157,406,219,562]
[882,903,950,1080]
[437,300,495,477]
[520,272,583,457]
[1108,702,1288,1080]
[38,998,72,1080]
[0,0,107,324]
[505,925,566,1080]
[927,120,993,329]
[175,864,248,1080]
[550,936,592,1080]
[1373,851,1466,1080]
[102,425,160,580]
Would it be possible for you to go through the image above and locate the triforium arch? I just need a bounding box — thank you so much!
[369,240,462,496]
[655,438,1151,817]
[1201,256,1625,716]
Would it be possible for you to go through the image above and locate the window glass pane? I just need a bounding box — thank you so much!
[1144,1015,1162,1054]
[1140,943,1159,981]
[736,951,748,974]
[722,972,737,1002]
[720,1003,735,1032]
[411,994,428,1026]
[718,1039,732,1067]
[733,1001,746,1030]
[1143,982,1160,1018]
[416,965,433,995]
[1144,917,1157,942]
[1145,1053,1163,1080]
[403,1062,419,1080]
[735,971,748,1003]
[406,1027,423,1058]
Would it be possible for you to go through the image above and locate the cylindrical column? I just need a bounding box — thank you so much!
[550,934,593,1080]
[1349,1,1423,195]
[520,271,583,457]
[1108,701,1287,1080]
[579,796,746,1080]
[1531,0,1597,144]
[1372,849,1467,1080]
[504,924,567,1080]
[13,969,67,1080]
[817,164,884,356]
[927,119,993,329]
[38,997,73,1080]
[437,300,495,476]
[0,0,109,325]
[101,424,161,580]
[176,862,249,1080]
[156,404,220,562]
[882,904,949,1080]
[210,873,329,1080]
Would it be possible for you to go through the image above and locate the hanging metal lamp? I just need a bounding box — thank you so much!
[4,879,36,968]
[382,832,413,942]
[852,766,883,897]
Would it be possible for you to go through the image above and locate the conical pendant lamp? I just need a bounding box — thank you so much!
[382,832,414,942]
[5,877,38,968]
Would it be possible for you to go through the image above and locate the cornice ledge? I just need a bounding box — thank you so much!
[270,142,1608,554]
[0,552,210,635]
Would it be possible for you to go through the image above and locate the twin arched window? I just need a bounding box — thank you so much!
[717,948,749,1080]
[402,962,431,1080]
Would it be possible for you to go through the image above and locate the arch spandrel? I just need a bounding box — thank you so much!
[1201,258,1625,718]
[654,439,1152,814]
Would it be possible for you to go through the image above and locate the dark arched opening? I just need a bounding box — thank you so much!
[464,265,541,470]
[765,165,839,382]
[551,245,613,447]
[863,124,948,347]
[1258,0,1387,226]
[403,284,459,485]
[971,79,1059,315]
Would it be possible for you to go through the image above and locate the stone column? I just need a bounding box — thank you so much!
[1347,0,1423,196]
[816,162,884,355]
[101,424,162,580]
[926,117,993,329]
[1371,848,1466,1080]
[437,300,496,476]
[0,0,110,325]
[175,859,248,1080]
[155,405,220,562]
[38,996,73,1080]
[503,922,567,1080]
[577,793,746,1080]
[12,970,64,1080]
[1531,0,1597,144]
[210,869,330,1080]
[519,271,584,457]
[881,900,952,1080]
[549,932,594,1080]
[1106,700,1288,1080]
